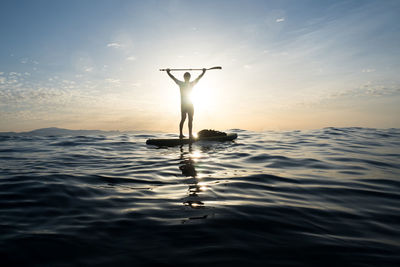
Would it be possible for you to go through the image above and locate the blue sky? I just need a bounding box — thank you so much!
[1,0,399,131]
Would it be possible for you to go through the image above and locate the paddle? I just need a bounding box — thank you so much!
[159,66,222,71]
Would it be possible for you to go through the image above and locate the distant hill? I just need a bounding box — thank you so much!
[0,127,125,136]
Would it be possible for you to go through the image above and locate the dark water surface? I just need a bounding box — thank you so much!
[1,127,400,266]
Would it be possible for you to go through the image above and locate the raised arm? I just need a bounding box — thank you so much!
[166,69,181,85]
[193,68,206,84]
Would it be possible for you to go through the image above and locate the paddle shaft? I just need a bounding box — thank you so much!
[159,66,222,71]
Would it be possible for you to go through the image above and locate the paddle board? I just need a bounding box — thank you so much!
[146,133,237,147]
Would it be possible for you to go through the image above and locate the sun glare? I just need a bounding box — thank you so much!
[190,82,215,112]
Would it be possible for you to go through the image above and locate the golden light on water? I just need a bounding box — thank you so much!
[190,150,201,160]
[198,182,208,192]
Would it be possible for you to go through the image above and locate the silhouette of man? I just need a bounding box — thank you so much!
[166,68,206,139]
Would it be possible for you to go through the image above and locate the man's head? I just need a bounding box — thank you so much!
[184,72,191,82]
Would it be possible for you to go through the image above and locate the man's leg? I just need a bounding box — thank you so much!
[179,111,187,138]
[188,106,194,139]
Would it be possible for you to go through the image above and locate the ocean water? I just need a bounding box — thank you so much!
[1,127,399,266]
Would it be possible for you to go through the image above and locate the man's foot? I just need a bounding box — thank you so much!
[179,134,185,139]
[189,134,195,140]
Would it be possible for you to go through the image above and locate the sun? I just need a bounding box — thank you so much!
[190,82,215,112]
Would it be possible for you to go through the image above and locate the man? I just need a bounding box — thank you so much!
[166,68,206,139]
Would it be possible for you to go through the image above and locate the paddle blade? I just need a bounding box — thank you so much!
[208,66,222,70]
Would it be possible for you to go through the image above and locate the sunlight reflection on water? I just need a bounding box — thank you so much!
[1,128,399,265]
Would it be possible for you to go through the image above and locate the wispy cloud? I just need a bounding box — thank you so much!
[362,68,376,73]
[105,78,121,85]
[304,82,400,109]
[276,17,285,23]
[107,42,122,48]
[126,56,136,61]
[19,57,39,65]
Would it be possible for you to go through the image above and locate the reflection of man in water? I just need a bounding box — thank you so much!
[179,145,204,209]
[166,69,206,139]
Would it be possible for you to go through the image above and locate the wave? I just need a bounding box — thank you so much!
[1,127,399,266]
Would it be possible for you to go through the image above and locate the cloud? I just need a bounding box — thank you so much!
[0,74,114,126]
[19,57,39,65]
[105,78,121,85]
[330,83,400,99]
[289,81,400,110]
[362,68,375,73]
[126,56,136,61]
[276,17,285,23]
[107,42,122,48]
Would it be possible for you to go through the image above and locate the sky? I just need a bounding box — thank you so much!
[0,0,399,132]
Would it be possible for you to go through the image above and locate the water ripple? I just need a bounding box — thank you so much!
[1,128,399,266]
